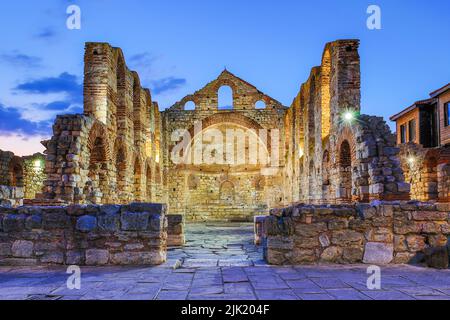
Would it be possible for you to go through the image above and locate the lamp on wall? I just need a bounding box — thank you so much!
[340,108,359,126]
[33,159,43,172]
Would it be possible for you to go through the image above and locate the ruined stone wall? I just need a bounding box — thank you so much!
[37,43,165,205]
[162,70,287,221]
[399,143,450,202]
[0,203,167,266]
[264,202,450,266]
[0,150,45,206]
[283,40,409,205]
[22,154,46,200]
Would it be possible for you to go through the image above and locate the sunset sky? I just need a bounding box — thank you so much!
[0,0,449,156]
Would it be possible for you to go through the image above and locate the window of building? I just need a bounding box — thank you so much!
[400,124,406,143]
[445,102,450,126]
[408,119,416,142]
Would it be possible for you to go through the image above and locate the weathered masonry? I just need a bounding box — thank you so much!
[0,150,45,207]
[34,43,166,206]
[13,40,416,221]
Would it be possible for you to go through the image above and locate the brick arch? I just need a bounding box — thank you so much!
[87,122,111,162]
[336,126,357,165]
[8,157,23,187]
[184,113,272,159]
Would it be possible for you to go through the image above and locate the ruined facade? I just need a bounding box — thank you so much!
[35,43,165,206]
[283,40,409,205]
[161,70,287,221]
[28,39,413,221]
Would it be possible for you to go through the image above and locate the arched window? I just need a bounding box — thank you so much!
[255,100,266,110]
[218,86,233,110]
[184,101,196,111]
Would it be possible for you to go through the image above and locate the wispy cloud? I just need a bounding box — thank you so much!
[35,27,57,40]
[0,51,42,68]
[150,77,187,94]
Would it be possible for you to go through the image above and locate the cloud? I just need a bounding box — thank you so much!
[150,77,187,95]
[35,28,57,40]
[0,104,52,136]
[14,72,82,103]
[0,51,42,68]
[129,52,158,69]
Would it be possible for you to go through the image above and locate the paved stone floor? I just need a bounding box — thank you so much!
[1,223,450,300]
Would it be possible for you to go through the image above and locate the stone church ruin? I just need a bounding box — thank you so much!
[0,39,448,267]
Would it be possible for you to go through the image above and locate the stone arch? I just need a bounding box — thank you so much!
[114,138,128,198]
[184,101,196,111]
[8,158,23,187]
[255,100,266,110]
[133,156,143,201]
[218,85,233,110]
[85,122,110,204]
[145,163,152,201]
[220,180,235,204]
[185,113,272,155]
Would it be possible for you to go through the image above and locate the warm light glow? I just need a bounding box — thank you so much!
[343,111,354,122]
[340,108,359,126]
[407,156,415,165]
[33,159,43,172]
[155,154,160,163]
[298,148,304,158]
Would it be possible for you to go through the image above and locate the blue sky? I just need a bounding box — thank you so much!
[0,0,449,155]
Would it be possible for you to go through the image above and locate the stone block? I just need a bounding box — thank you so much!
[3,214,26,232]
[98,212,120,232]
[424,246,449,269]
[76,215,97,232]
[320,246,342,262]
[363,242,393,264]
[120,211,150,231]
[85,249,109,265]
[66,251,84,265]
[11,240,34,258]
[25,215,42,230]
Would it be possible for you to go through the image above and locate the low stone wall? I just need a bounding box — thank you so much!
[264,202,450,267]
[167,215,185,246]
[0,203,167,266]
[0,186,23,207]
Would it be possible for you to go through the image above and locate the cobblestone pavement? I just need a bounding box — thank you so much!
[1,223,450,300]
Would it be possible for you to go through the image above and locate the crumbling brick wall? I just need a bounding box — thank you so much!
[37,43,165,205]
[264,202,450,265]
[283,40,410,205]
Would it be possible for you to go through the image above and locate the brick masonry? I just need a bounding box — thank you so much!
[263,202,450,266]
